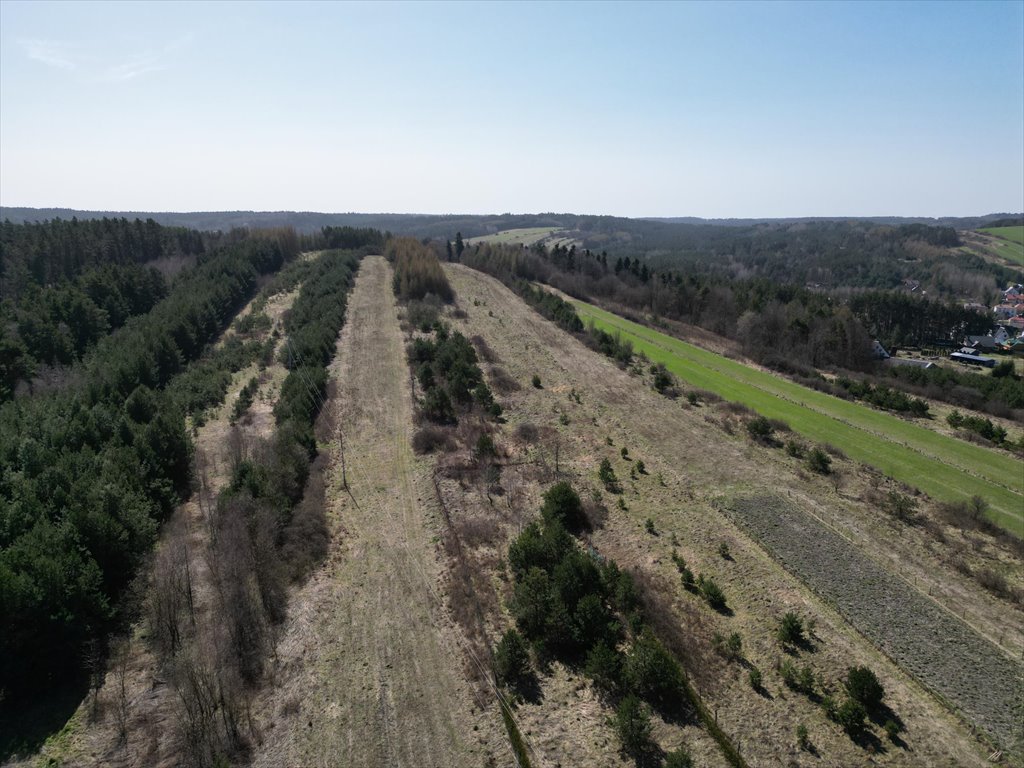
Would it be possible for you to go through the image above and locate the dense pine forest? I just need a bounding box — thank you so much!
[0,218,216,399]
[0,223,300,705]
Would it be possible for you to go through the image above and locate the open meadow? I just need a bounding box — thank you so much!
[978,226,1024,265]
[572,299,1024,535]
[466,227,564,247]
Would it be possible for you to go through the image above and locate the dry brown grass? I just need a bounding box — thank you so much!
[247,257,506,768]
[439,262,1001,768]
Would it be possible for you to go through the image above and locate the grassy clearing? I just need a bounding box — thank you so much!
[572,300,1024,535]
[981,225,1024,246]
[466,227,559,246]
[978,226,1024,265]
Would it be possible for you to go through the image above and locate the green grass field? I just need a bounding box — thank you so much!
[465,227,559,246]
[979,226,1024,265]
[572,300,1024,535]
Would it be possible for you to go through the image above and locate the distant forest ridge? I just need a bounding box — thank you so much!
[2,207,1020,236]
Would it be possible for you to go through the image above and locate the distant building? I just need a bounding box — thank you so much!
[884,357,934,370]
[993,304,1018,318]
[950,352,997,368]
[965,335,998,351]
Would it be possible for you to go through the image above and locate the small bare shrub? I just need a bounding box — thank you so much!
[976,567,1010,598]
[948,553,972,577]
[470,334,499,363]
[489,366,520,394]
[718,400,754,417]
[514,421,539,443]
[457,516,503,549]
[822,443,847,460]
[582,495,609,529]
[696,389,722,403]
[412,425,456,454]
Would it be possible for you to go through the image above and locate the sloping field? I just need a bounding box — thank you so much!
[572,300,1024,534]
[983,226,1024,246]
[251,256,505,767]
[445,263,999,767]
[978,226,1024,265]
[727,494,1023,753]
[466,227,559,246]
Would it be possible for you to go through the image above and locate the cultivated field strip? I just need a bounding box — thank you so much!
[726,494,1024,752]
[573,300,1024,532]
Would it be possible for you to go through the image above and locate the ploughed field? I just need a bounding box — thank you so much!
[726,494,1023,750]
[572,299,1024,535]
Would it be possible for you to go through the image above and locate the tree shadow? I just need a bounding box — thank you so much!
[625,741,666,768]
[510,672,544,705]
[0,673,89,761]
[849,725,885,754]
[868,703,906,749]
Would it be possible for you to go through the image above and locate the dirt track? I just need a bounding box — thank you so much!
[251,256,505,768]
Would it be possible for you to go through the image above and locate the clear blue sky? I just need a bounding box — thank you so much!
[1,0,1021,217]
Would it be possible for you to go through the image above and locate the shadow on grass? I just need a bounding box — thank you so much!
[849,725,885,754]
[509,672,544,706]
[0,673,89,761]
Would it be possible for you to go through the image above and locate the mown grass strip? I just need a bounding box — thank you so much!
[572,300,1024,535]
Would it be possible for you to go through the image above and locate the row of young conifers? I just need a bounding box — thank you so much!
[144,247,365,764]
[0,221,382,760]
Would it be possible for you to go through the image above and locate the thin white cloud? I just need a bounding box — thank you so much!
[100,34,193,82]
[104,56,164,82]
[19,39,80,70]
[18,34,193,83]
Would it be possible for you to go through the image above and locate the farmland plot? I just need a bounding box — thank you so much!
[727,494,1024,754]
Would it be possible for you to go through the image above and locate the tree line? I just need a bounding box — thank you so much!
[459,239,1023,419]
[0,230,299,703]
[0,216,206,298]
[143,246,365,765]
[0,217,216,400]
